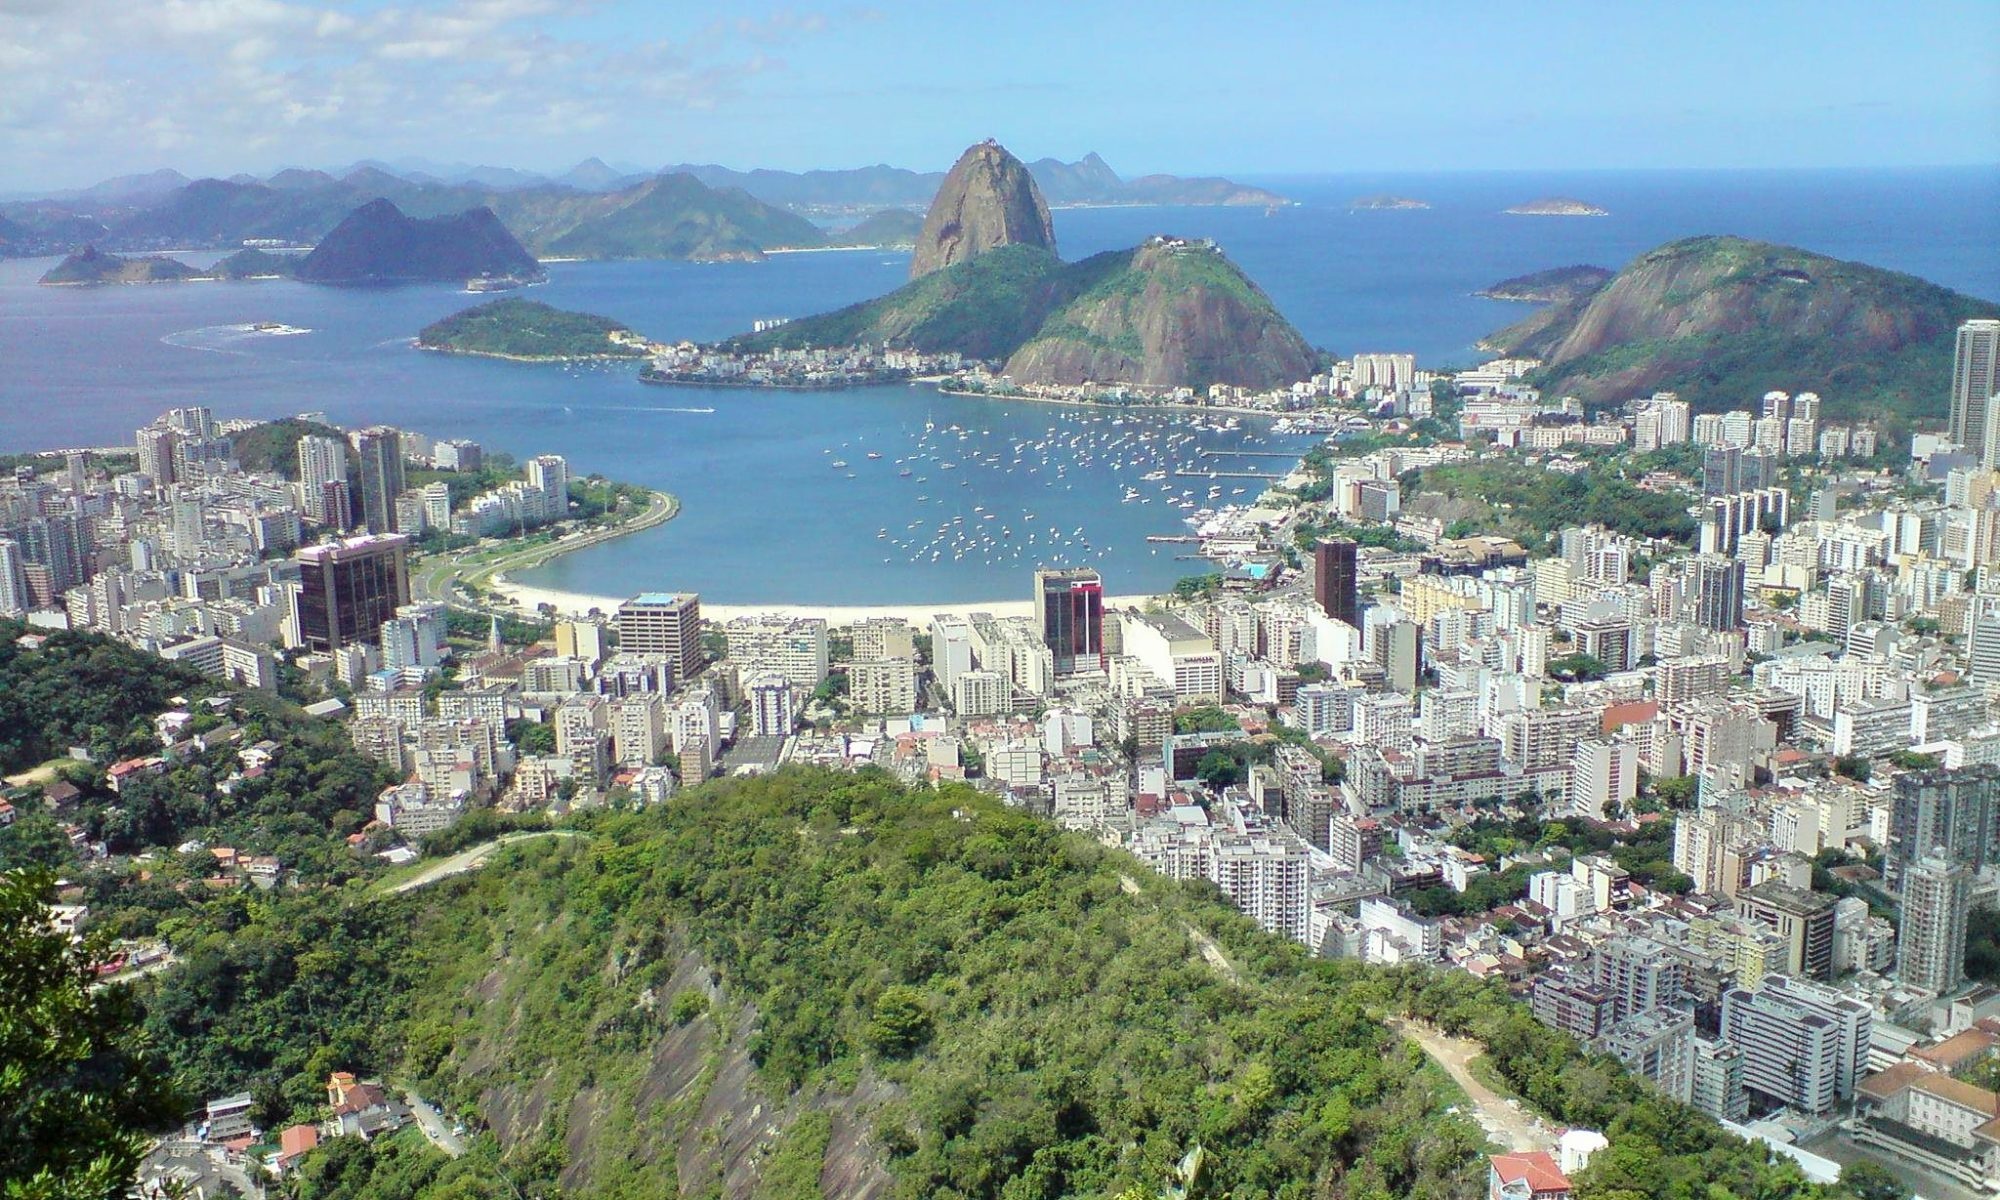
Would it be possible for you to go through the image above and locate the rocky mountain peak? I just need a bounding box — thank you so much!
[908,139,1056,279]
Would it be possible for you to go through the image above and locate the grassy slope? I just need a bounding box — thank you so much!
[726,244,1085,360]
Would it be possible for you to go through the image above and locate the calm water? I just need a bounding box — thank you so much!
[1,168,1994,604]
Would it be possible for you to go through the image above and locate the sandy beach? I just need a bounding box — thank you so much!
[489,575,1159,624]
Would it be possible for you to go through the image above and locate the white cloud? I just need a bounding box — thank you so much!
[0,0,843,185]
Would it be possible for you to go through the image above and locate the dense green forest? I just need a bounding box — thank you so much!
[1402,458,1698,546]
[416,298,643,360]
[123,766,1865,1200]
[0,624,394,883]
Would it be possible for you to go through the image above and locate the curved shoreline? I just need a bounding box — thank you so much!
[413,488,679,616]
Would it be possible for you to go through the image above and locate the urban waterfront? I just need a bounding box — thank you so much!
[3,168,1994,604]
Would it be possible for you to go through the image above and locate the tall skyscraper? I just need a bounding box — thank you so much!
[1692,555,1745,633]
[1889,765,1999,891]
[0,537,26,616]
[1034,567,1104,675]
[17,513,90,598]
[135,425,179,489]
[298,435,350,526]
[351,427,405,534]
[292,534,411,652]
[616,593,702,686]
[1898,854,1971,996]
[1314,537,1358,627]
[1949,318,2000,452]
[1701,444,1742,498]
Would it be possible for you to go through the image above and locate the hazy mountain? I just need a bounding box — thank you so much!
[557,157,635,191]
[294,199,543,284]
[825,208,924,248]
[540,174,825,261]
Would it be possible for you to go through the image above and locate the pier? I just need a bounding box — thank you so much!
[1173,469,1287,480]
[1196,448,1304,459]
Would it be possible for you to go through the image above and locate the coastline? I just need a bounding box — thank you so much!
[488,577,1163,625]
[415,342,643,364]
[933,386,1302,421]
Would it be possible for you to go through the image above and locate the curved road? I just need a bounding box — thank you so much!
[411,489,678,618]
[376,830,586,897]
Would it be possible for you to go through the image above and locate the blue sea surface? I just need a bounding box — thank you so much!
[0,167,1993,605]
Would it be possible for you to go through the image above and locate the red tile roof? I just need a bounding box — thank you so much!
[1491,1150,1571,1194]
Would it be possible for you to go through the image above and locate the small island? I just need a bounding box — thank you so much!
[1477,264,1613,303]
[1349,195,1430,211]
[416,298,645,361]
[40,246,205,286]
[1504,197,1609,216]
[210,248,299,280]
[41,244,305,286]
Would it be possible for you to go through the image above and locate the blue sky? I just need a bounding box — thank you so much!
[2,0,1995,188]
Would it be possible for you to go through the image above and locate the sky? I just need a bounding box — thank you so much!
[2,0,1996,190]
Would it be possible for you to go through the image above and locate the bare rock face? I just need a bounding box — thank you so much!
[908,140,1056,279]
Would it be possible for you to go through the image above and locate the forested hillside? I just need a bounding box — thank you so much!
[130,767,1864,1200]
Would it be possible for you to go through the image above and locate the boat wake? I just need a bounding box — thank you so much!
[161,323,309,355]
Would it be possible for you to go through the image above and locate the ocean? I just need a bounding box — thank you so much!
[0,167,1993,605]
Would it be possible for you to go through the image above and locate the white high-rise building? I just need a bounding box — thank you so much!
[1719,975,1871,1116]
[0,538,26,616]
[297,434,349,523]
[1898,853,1972,996]
[1570,738,1638,819]
[748,673,796,738]
[526,454,570,511]
[1949,319,2000,454]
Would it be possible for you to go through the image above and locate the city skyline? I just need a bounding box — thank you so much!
[3,1,1997,191]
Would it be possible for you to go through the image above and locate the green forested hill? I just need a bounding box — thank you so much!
[133,766,1861,1200]
[417,298,642,360]
[1482,236,1994,420]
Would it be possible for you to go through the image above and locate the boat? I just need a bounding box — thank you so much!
[830,460,848,468]
[866,452,882,459]
[899,469,913,478]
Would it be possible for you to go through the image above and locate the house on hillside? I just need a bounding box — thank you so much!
[1489,1151,1573,1200]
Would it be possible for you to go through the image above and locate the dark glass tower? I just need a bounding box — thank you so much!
[1314,537,1358,626]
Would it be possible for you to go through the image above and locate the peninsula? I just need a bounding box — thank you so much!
[1476,264,1612,303]
[417,298,645,361]
[39,246,204,285]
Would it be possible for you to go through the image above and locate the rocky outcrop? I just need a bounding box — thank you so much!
[1003,236,1317,391]
[295,199,544,284]
[908,140,1056,279]
[1483,235,1993,416]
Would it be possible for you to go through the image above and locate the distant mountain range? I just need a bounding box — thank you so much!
[1481,235,1995,419]
[0,154,1287,261]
